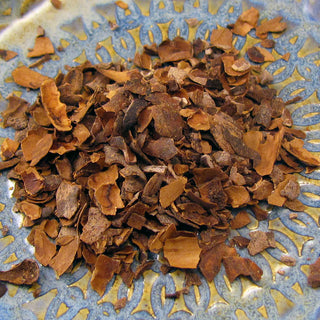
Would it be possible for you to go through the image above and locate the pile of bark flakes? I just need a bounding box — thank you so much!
[1,7,320,295]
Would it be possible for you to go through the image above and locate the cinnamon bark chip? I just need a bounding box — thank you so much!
[223,256,263,282]
[308,257,320,288]
[210,28,233,52]
[80,207,111,244]
[199,243,237,282]
[50,0,62,9]
[256,16,287,39]
[0,49,18,61]
[27,36,55,58]
[247,231,276,255]
[34,229,56,266]
[91,255,121,296]
[2,95,29,130]
[232,7,260,36]
[12,66,50,89]
[56,181,81,219]
[230,210,251,229]
[163,236,201,269]
[247,47,265,63]
[1,7,320,295]
[49,236,79,276]
[134,52,152,70]
[160,177,187,208]
[40,79,72,131]
[261,39,275,48]
[0,259,39,285]
[158,37,193,63]
[0,138,19,161]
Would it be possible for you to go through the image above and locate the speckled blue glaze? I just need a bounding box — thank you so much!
[0,1,320,319]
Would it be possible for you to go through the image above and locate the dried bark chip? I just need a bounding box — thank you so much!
[284,199,306,212]
[230,210,251,229]
[12,66,50,89]
[198,179,227,209]
[143,137,178,161]
[80,207,111,244]
[137,107,153,132]
[260,39,276,48]
[0,259,39,285]
[158,37,193,63]
[249,180,274,200]
[163,236,201,269]
[91,254,121,296]
[160,177,187,208]
[224,186,250,208]
[134,260,154,279]
[230,236,250,248]
[0,138,19,161]
[95,67,133,84]
[281,52,290,61]
[210,28,233,52]
[282,138,320,167]
[123,99,149,132]
[27,37,55,58]
[199,243,237,282]
[0,49,18,61]
[2,95,29,130]
[152,104,184,139]
[34,229,56,266]
[0,283,7,298]
[20,201,42,220]
[148,223,177,253]
[187,109,210,131]
[223,256,263,282]
[256,46,275,62]
[231,57,251,72]
[250,204,268,221]
[232,7,260,36]
[0,158,20,172]
[281,255,296,266]
[193,167,228,186]
[243,129,283,176]
[268,175,294,207]
[50,0,62,9]
[95,184,124,216]
[49,236,79,276]
[114,297,127,310]
[280,179,300,200]
[126,212,146,230]
[308,257,320,288]
[30,133,53,166]
[134,52,152,70]
[56,181,81,219]
[247,47,265,63]
[21,167,45,195]
[247,231,276,255]
[41,79,72,131]
[44,219,59,238]
[222,55,249,77]
[256,16,287,39]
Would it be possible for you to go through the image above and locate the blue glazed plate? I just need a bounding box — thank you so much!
[0,0,320,319]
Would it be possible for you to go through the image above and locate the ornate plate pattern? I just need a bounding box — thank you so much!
[0,0,320,319]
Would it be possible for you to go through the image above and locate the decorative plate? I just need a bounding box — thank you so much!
[0,0,320,319]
